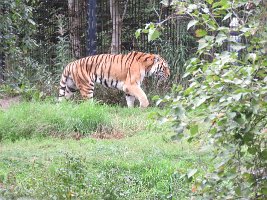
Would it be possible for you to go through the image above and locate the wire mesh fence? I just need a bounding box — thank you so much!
[0,0,195,84]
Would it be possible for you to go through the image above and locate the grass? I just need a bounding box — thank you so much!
[0,101,210,199]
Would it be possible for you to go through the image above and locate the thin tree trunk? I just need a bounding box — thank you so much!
[110,0,129,54]
[110,0,121,54]
[68,0,82,58]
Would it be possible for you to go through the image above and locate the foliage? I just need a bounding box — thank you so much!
[0,0,37,81]
[0,0,72,99]
[54,14,73,70]
[152,0,267,199]
[0,0,37,56]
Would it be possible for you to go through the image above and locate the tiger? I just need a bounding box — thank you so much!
[58,51,170,107]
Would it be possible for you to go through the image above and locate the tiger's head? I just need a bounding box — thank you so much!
[148,55,170,80]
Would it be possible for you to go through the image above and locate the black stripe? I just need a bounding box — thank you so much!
[115,80,118,88]
[68,87,77,93]
[85,57,90,74]
[120,55,124,71]
[107,58,112,79]
[125,52,134,66]
[104,79,109,87]
[94,74,97,82]
[99,64,103,84]
[95,55,100,63]
[136,53,143,61]
[128,51,138,67]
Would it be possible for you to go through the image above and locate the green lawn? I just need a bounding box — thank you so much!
[0,101,209,199]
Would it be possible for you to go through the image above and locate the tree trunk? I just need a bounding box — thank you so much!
[110,0,122,54]
[68,0,82,58]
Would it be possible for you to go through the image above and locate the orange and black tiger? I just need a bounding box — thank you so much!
[58,51,170,107]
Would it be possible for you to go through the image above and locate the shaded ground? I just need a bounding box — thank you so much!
[0,96,21,110]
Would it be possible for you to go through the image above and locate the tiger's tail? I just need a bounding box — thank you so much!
[58,64,70,101]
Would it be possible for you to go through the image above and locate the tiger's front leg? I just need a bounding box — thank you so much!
[123,85,149,108]
[125,94,136,107]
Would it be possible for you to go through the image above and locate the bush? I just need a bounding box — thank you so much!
[153,0,267,199]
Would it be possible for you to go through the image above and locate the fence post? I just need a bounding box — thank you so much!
[0,27,4,83]
[86,0,97,55]
[0,52,4,84]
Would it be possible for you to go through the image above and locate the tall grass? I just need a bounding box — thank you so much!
[0,100,161,142]
[0,101,112,142]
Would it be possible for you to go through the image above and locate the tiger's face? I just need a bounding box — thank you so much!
[153,56,170,80]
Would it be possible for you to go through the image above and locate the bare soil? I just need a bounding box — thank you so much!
[91,132,125,140]
[0,96,21,110]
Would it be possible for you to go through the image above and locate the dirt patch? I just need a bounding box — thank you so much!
[91,132,125,140]
[0,96,21,110]
[49,131,125,140]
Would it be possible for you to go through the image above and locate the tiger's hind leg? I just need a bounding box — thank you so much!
[65,77,77,99]
[78,82,95,100]
[58,77,77,101]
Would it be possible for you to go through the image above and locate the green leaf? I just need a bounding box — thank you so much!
[187,20,198,30]
[230,44,246,51]
[194,96,209,107]
[142,29,149,34]
[223,12,232,21]
[247,147,257,155]
[27,19,36,25]
[195,29,207,37]
[261,149,267,160]
[152,95,160,101]
[187,169,198,178]
[216,32,227,44]
[235,186,241,196]
[198,39,209,50]
[184,87,194,96]
[135,29,142,38]
[262,187,267,195]
[212,0,230,9]
[206,0,213,4]
[190,124,199,135]
[148,28,160,41]
[188,4,198,11]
